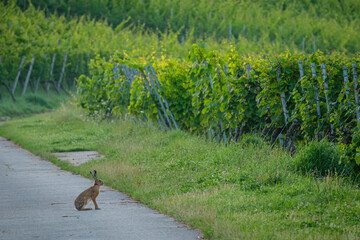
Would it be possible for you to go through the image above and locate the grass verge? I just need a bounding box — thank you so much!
[0,90,70,118]
[0,104,359,239]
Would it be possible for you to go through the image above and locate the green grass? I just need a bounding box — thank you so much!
[0,89,70,118]
[0,104,360,239]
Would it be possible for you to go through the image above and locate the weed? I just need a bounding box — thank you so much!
[294,140,347,177]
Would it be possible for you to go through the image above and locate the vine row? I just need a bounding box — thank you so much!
[77,45,360,173]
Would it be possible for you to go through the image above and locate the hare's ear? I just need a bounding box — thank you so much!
[90,170,96,179]
[93,170,98,179]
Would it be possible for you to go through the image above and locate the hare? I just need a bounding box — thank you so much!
[74,170,103,210]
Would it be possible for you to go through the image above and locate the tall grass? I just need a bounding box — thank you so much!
[0,86,70,118]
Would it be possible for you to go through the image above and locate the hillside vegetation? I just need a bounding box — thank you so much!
[0,1,190,103]
[13,0,360,54]
[2,0,359,105]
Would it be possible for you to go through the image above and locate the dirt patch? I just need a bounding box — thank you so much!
[52,151,104,166]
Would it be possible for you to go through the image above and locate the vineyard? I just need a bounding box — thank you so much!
[2,1,360,239]
[1,1,360,175]
[15,0,360,54]
[77,46,360,176]
[0,1,192,102]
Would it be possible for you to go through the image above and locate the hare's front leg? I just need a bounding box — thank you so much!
[92,198,100,210]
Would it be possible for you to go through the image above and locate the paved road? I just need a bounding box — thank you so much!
[0,137,203,240]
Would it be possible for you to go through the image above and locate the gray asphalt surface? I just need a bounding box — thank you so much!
[0,137,203,240]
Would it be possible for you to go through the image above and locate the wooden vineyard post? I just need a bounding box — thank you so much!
[129,68,140,89]
[148,64,162,91]
[205,61,227,145]
[343,65,350,98]
[148,64,179,130]
[321,63,334,134]
[118,65,132,107]
[35,54,47,95]
[50,54,56,78]
[122,64,137,98]
[223,64,233,141]
[12,56,26,95]
[140,67,168,130]
[353,64,360,123]
[298,60,304,78]
[121,65,162,127]
[245,64,254,138]
[21,55,36,97]
[203,61,214,140]
[229,23,232,41]
[144,65,174,130]
[276,66,287,148]
[298,60,305,91]
[224,64,239,141]
[112,64,119,80]
[130,67,140,82]
[276,66,289,126]
[216,66,228,145]
[204,62,214,89]
[72,58,80,92]
[122,65,137,109]
[311,63,321,121]
[121,65,128,80]
[57,52,68,93]
[48,53,57,94]
[223,64,231,90]
[246,64,252,79]
[130,68,141,107]
[121,64,133,86]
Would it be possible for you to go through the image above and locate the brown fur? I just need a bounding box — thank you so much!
[74,171,103,211]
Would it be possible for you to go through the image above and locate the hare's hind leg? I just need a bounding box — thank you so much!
[75,200,92,211]
[77,203,92,210]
